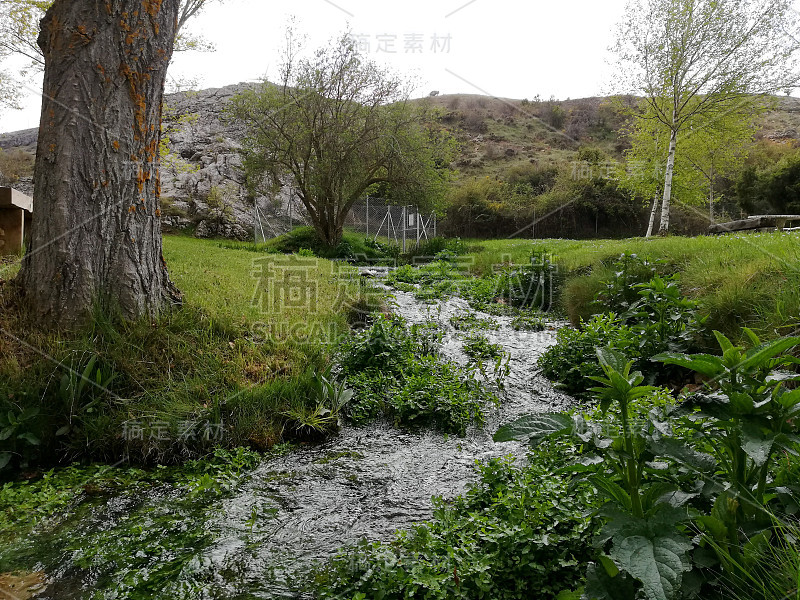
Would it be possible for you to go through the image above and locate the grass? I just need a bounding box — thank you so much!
[462,231,800,342]
[0,235,367,468]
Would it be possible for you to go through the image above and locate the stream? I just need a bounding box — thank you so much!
[14,288,574,599]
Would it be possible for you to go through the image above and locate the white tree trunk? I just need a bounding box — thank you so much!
[659,129,678,235]
[646,193,659,237]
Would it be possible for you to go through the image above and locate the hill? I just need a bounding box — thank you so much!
[2,85,799,239]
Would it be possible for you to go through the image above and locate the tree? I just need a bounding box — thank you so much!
[229,34,457,248]
[612,0,799,234]
[737,149,800,214]
[0,0,218,109]
[681,107,757,223]
[620,100,756,235]
[17,0,182,327]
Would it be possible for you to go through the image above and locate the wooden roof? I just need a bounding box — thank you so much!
[0,187,33,212]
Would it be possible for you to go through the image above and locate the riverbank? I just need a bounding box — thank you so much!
[0,236,369,469]
[0,274,572,598]
[463,231,800,341]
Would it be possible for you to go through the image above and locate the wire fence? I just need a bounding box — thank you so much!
[254,196,436,252]
[345,199,436,252]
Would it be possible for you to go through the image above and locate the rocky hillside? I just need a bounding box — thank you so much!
[2,85,800,240]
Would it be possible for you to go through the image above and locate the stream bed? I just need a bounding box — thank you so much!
[11,289,574,599]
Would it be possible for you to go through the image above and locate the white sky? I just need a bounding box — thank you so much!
[1,0,799,133]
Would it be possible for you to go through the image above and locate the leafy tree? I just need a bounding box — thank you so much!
[621,101,756,235]
[18,0,182,327]
[736,149,800,214]
[0,0,219,109]
[680,107,757,223]
[229,34,457,248]
[612,0,799,235]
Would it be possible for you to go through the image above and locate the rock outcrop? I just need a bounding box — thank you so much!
[0,83,299,241]
[158,83,269,240]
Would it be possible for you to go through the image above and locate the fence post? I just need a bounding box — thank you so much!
[402,206,407,253]
[365,196,369,237]
[416,205,420,247]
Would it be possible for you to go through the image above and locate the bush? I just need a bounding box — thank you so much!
[539,313,639,397]
[405,236,467,263]
[0,149,34,185]
[495,249,563,311]
[539,271,702,396]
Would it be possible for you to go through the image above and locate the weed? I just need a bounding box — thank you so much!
[449,313,499,331]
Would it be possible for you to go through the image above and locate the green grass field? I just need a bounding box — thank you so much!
[464,231,800,340]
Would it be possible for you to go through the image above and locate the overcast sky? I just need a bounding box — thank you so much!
[1,0,798,133]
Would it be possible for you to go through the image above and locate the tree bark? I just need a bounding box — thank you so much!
[646,193,659,237]
[659,128,678,235]
[19,0,182,328]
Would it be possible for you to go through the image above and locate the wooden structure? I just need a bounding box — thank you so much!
[0,187,33,255]
[708,215,800,235]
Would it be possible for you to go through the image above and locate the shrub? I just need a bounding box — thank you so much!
[540,272,703,396]
[0,149,34,185]
[495,249,563,311]
[539,314,639,397]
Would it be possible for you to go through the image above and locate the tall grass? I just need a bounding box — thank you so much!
[464,231,800,341]
[0,236,367,467]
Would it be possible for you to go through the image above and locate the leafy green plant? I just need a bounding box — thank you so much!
[311,449,598,599]
[539,314,640,397]
[594,253,661,316]
[338,315,494,434]
[497,348,695,600]
[0,405,40,470]
[462,332,505,362]
[625,275,702,360]
[655,330,800,570]
[495,249,562,311]
[539,274,702,396]
[56,352,118,435]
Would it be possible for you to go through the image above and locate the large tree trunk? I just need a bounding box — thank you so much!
[19,0,182,328]
[658,128,678,235]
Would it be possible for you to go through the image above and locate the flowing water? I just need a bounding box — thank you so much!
[12,290,574,599]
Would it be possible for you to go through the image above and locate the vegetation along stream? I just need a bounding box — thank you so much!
[3,281,574,599]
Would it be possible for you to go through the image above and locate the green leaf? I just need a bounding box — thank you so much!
[696,515,728,542]
[740,337,800,372]
[493,413,573,445]
[653,353,723,378]
[17,432,40,446]
[740,424,775,468]
[713,331,735,353]
[742,327,761,348]
[590,475,632,510]
[585,562,637,600]
[649,438,717,473]
[0,453,10,470]
[612,532,692,600]
[596,346,632,375]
